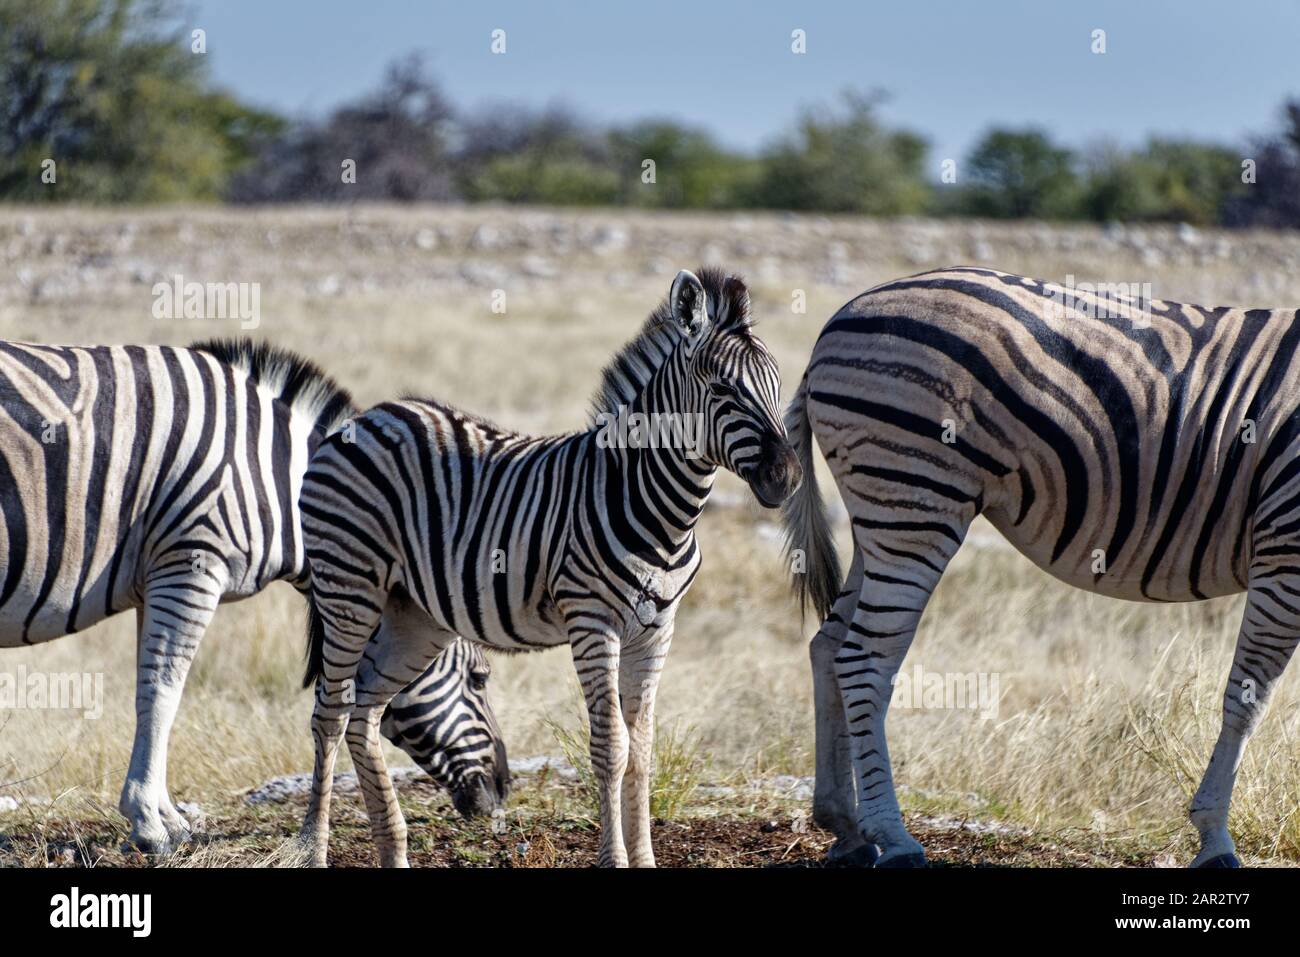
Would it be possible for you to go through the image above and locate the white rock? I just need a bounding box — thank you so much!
[590,225,628,254]
[507,755,578,779]
[459,262,506,286]
[246,754,581,804]
[470,225,501,250]
[521,255,557,278]
[246,767,424,804]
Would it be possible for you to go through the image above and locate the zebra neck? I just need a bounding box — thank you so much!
[599,427,718,555]
[587,357,717,552]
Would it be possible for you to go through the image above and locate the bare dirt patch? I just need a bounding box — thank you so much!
[2,776,1145,869]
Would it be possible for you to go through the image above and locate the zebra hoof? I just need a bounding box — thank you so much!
[123,831,172,857]
[875,850,928,869]
[1195,853,1241,869]
[826,839,879,868]
[161,814,193,848]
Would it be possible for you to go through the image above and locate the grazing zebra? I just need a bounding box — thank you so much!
[783,265,1300,868]
[378,638,511,817]
[0,339,502,853]
[298,268,800,867]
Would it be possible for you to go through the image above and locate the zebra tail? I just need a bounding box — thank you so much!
[302,588,326,689]
[781,372,843,625]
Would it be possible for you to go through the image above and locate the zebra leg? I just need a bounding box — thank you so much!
[119,581,220,855]
[147,602,192,844]
[345,706,409,868]
[570,622,630,867]
[300,584,385,867]
[302,701,347,868]
[346,606,455,868]
[618,626,672,867]
[124,614,198,847]
[837,525,966,868]
[811,551,878,866]
[1189,580,1300,868]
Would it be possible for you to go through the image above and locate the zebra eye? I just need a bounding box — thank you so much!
[469,672,488,691]
[708,381,737,399]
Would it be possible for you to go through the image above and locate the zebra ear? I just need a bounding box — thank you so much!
[669,270,708,338]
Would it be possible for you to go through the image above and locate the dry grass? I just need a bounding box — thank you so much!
[2,205,1300,865]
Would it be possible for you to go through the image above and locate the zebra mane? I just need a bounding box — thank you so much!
[588,267,753,423]
[397,393,512,436]
[188,338,356,436]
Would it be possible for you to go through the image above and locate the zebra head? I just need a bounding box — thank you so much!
[669,268,802,508]
[380,639,510,819]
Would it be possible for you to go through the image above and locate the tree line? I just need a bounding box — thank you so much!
[3,0,1299,228]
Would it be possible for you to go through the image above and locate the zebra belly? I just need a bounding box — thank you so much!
[0,546,138,642]
[982,506,1247,604]
[423,566,566,650]
[479,605,569,650]
[0,573,127,645]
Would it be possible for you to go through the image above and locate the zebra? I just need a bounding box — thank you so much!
[378,638,511,818]
[0,338,503,853]
[782,265,1300,868]
[297,267,801,867]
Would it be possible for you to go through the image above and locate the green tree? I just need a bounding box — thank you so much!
[961,128,1079,219]
[1082,139,1243,224]
[608,120,757,209]
[1077,145,1160,222]
[454,105,617,205]
[747,91,931,215]
[230,54,453,203]
[0,0,281,202]
[466,154,619,206]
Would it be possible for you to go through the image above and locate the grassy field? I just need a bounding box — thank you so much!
[1,205,1299,866]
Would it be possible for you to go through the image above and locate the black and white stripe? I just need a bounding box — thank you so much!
[0,339,497,854]
[0,339,348,851]
[783,266,1300,868]
[380,637,509,818]
[298,268,801,867]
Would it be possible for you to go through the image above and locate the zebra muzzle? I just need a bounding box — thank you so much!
[748,440,803,508]
[452,772,503,819]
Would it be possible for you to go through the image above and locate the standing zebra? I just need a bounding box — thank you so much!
[783,266,1300,868]
[299,268,800,867]
[0,339,504,853]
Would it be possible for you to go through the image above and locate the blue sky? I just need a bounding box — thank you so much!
[191,0,1299,164]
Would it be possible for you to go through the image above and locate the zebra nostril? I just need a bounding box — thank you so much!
[452,773,499,819]
[497,769,511,802]
[759,441,798,481]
